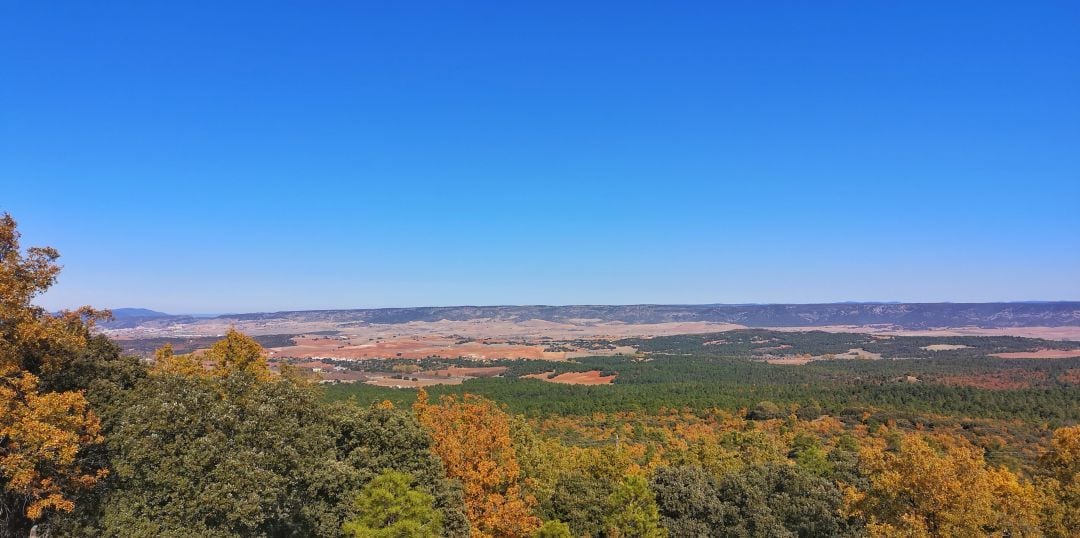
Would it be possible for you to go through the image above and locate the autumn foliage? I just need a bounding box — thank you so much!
[845,431,1043,537]
[414,390,541,537]
[0,214,106,533]
[1040,425,1080,536]
[151,328,274,380]
[0,366,105,519]
[2,211,1079,537]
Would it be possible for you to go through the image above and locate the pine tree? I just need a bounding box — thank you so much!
[342,471,443,538]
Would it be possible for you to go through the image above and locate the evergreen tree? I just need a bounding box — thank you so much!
[604,475,666,538]
[342,471,442,538]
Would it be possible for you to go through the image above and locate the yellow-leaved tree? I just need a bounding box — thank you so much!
[150,342,205,377]
[845,431,1043,537]
[207,328,274,379]
[414,390,540,537]
[1039,425,1080,537]
[151,328,274,380]
[0,213,107,534]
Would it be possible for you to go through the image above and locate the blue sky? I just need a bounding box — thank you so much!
[2,2,1078,313]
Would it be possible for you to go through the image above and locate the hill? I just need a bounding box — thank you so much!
[210,302,1080,328]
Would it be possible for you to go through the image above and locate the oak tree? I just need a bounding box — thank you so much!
[415,390,540,537]
[0,214,108,535]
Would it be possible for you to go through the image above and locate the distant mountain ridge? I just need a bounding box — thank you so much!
[106,302,1080,330]
[100,308,182,329]
[110,308,172,318]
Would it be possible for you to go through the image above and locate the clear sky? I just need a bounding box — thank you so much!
[2,2,1078,313]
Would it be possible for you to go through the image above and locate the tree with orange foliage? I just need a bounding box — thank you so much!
[0,213,107,535]
[0,367,105,520]
[414,390,540,537]
[151,329,275,380]
[1040,425,1080,537]
[150,342,206,377]
[208,328,274,379]
[846,431,1043,537]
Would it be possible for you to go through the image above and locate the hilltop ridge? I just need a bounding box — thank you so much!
[101,302,1080,338]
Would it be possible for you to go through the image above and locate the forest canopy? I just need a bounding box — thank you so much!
[2,213,1078,537]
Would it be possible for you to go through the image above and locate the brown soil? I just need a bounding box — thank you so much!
[108,318,747,342]
[364,375,465,388]
[427,366,508,377]
[990,349,1080,359]
[771,325,1080,341]
[523,370,616,385]
[758,348,879,365]
[271,335,562,360]
[938,370,1048,390]
[318,370,368,383]
[760,356,814,365]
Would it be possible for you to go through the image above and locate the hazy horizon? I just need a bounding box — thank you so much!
[90,299,1080,318]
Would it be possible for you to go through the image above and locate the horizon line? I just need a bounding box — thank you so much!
[101,300,1080,318]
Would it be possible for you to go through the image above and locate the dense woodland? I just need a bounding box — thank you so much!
[327,350,1080,423]
[2,213,1079,537]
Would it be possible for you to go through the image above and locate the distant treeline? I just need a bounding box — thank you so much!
[618,329,1080,358]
